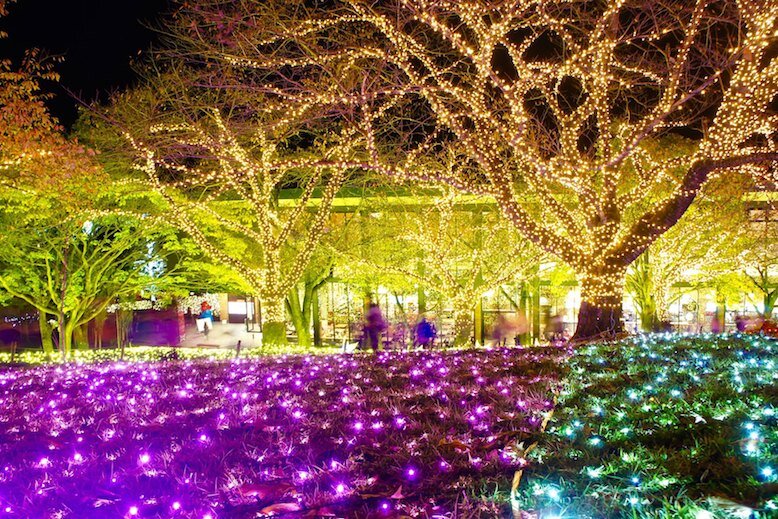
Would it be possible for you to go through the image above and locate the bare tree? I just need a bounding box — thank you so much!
[398,193,541,345]
[124,92,362,344]
[168,0,777,339]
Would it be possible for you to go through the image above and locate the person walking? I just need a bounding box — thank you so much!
[414,316,436,349]
[363,303,387,352]
[196,301,214,337]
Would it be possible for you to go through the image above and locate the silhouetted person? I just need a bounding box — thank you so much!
[547,314,565,343]
[492,313,527,347]
[735,314,747,332]
[710,314,723,334]
[414,316,436,349]
[363,303,387,352]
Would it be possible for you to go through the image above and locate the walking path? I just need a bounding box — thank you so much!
[177,322,261,349]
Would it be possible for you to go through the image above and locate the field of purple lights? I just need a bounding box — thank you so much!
[0,348,564,518]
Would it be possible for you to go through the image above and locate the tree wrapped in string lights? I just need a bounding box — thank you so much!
[366,192,542,346]
[410,198,539,346]
[626,173,753,330]
[126,101,360,344]
[171,0,778,339]
[740,200,778,317]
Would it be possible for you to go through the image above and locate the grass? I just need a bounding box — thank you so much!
[0,346,563,518]
[513,333,777,518]
[0,335,774,517]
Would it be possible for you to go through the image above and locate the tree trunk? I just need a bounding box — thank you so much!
[392,292,407,325]
[74,323,89,351]
[62,322,75,358]
[94,311,107,349]
[116,307,133,357]
[119,319,126,360]
[287,286,314,347]
[531,275,541,344]
[572,267,626,342]
[290,314,312,346]
[716,300,727,333]
[764,289,777,318]
[39,315,55,358]
[312,289,322,347]
[519,282,531,346]
[626,253,657,332]
[451,307,473,347]
[638,296,657,332]
[262,298,287,346]
[474,297,484,346]
[655,286,672,325]
[417,260,427,314]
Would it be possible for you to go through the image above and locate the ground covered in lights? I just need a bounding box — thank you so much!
[0,345,342,366]
[0,336,775,518]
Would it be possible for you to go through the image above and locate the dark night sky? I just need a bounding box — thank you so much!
[1,0,168,127]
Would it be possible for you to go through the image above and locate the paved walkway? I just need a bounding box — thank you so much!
[177,322,262,349]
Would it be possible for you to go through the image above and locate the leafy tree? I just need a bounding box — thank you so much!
[117,78,363,344]
[286,250,335,348]
[402,195,541,345]
[740,202,778,317]
[0,187,180,357]
[626,174,752,330]
[0,3,104,204]
[0,1,118,355]
[342,191,542,345]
